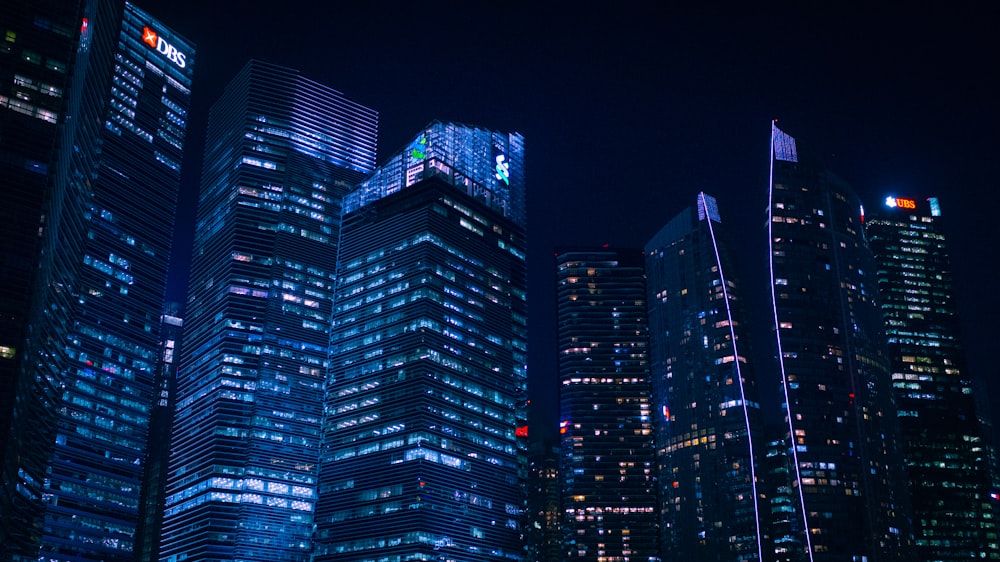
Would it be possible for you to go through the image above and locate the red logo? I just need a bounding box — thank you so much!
[142,26,157,48]
[140,26,187,68]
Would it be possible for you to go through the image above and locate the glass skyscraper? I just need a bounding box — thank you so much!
[2,1,194,559]
[314,123,527,561]
[644,193,764,561]
[555,248,659,561]
[763,430,805,562]
[768,123,911,560]
[159,60,377,561]
[866,195,999,559]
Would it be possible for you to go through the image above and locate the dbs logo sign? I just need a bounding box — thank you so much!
[142,26,186,68]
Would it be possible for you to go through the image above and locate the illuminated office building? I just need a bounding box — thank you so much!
[526,441,562,562]
[135,305,183,562]
[763,430,805,562]
[314,123,527,561]
[556,248,658,561]
[1,1,194,559]
[767,122,911,560]
[866,196,999,560]
[644,193,764,561]
[159,61,377,561]
[0,0,81,553]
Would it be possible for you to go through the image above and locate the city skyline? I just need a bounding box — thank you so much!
[135,2,1000,443]
[3,2,998,559]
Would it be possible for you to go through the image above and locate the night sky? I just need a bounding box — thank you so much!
[142,2,1000,442]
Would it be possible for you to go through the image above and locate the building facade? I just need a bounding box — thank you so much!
[2,1,194,559]
[644,193,764,560]
[135,304,183,562]
[866,195,999,559]
[159,61,377,561]
[767,123,911,560]
[314,123,527,561]
[525,441,562,562]
[762,429,806,562]
[556,248,659,561]
[0,0,82,553]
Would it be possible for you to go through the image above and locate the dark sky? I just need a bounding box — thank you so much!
[142,2,1000,440]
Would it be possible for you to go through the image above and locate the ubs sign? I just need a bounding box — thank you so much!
[142,26,186,68]
[884,196,916,210]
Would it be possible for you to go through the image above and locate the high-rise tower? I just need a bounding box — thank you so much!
[767,122,911,560]
[866,195,999,559]
[2,1,194,558]
[159,61,377,561]
[135,304,183,562]
[0,0,82,553]
[555,248,659,561]
[644,193,764,561]
[313,123,527,561]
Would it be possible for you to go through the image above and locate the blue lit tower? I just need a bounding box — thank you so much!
[556,248,659,561]
[4,1,194,559]
[644,193,764,561]
[0,0,82,553]
[135,304,183,562]
[159,61,377,561]
[314,123,527,561]
[767,122,912,560]
[866,196,999,560]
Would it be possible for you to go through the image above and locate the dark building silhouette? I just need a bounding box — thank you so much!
[767,122,912,560]
[314,123,527,561]
[526,440,562,561]
[644,193,765,560]
[134,304,182,562]
[866,195,999,559]
[763,428,806,562]
[0,0,82,553]
[555,248,659,561]
[159,60,377,560]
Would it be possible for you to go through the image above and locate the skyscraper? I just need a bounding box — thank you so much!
[2,1,194,558]
[644,193,764,560]
[0,0,81,553]
[767,122,911,560]
[763,430,805,562]
[525,440,562,561]
[160,61,377,561]
[556,248,659,561]
[135,304,183,562]
[313,123,527,561]
[866,195,999,559]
